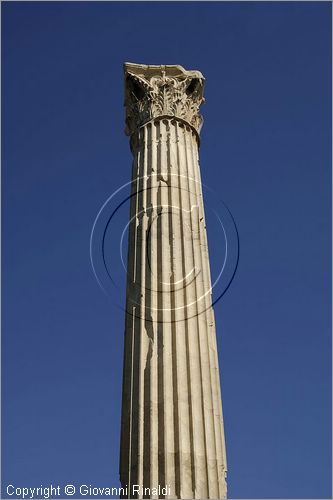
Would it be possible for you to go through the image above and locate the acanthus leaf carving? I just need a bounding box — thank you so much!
[124,63,205,140]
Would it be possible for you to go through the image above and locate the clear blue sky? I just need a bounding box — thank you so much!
[2,2,331,498]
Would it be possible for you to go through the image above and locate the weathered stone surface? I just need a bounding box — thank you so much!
[124,63,205,152]
[120,63,227,499]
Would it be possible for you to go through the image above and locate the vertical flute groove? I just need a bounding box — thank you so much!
[184,126,212,498]
[175,121,196,498]
[156,121,166,495]
[166,120,181,499]
[161,120,176,499]
[189,130,220,498]
[182,124,208,498]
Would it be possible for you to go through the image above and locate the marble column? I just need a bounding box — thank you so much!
[120,63,227,499]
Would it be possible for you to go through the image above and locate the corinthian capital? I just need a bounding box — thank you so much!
[124,62,205,138]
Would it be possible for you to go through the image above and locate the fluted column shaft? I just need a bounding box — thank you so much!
[120,113,227,499]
